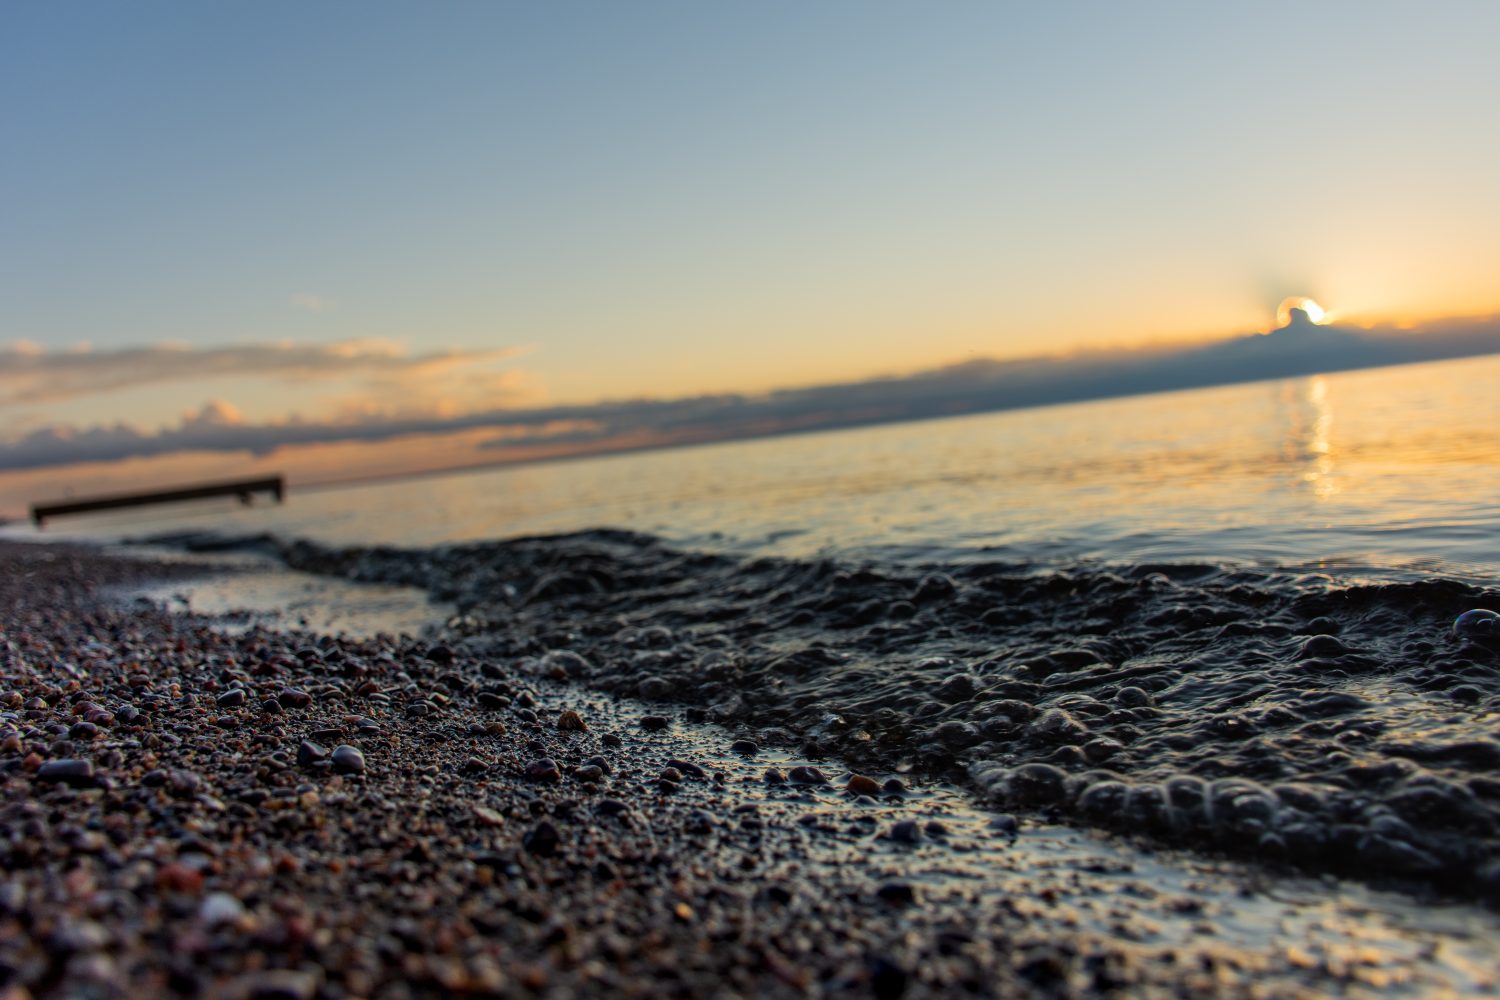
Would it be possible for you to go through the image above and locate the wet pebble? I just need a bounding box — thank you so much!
[665,758,706,779]
[331,745,365,774]
[36,758,96,787]
[296,741,328,767]
[788,765,829,784]
[522,821,561,856]
[525,758,561,782]
[277,688,312,710]
[763,767,787,784]
[888,819,922,843]
[216,689,247,708]
[639,715,669,732]
[846,774,882,796]
[731,739,760,755]
[556,709,588,732]
[875,882,916,906]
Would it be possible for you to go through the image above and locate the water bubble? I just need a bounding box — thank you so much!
[1452,609,1500,641]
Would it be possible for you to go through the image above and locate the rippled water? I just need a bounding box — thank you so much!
[15,354,1500,578]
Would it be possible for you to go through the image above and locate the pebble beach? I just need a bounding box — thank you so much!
[4,538,1500,998]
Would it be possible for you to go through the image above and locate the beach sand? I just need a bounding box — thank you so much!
[2,539,1497,998]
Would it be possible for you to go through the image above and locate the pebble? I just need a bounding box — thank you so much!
[888,819,922,843]
[846,774,882,796]
[296,741,328,767]
[763,767,787,784]
[216,689,247,708]
[523,820,561,856]
[277,688,313,710]
[581,755,613,775]
[660,766,684,783]
[232,970,319,1000]
[556,709,588,732]
[876,882,916,906]
[639,715,669,732]
[331,745,365,774]
[525,758,561,782]
[788,765,828,784]
[731,739,760,755]
[36,758,96,786]
[665,758,706,779]
[573,765,605,783]
[198,892,246,926]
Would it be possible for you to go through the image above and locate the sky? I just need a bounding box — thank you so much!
[4,2,1500,514]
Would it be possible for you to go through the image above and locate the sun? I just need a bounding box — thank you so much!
[1276,296,1328,326]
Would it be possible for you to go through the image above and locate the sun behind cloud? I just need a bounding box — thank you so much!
[1276,296,1328,327]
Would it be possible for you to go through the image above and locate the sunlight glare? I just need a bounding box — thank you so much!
[1277,296,1328,326]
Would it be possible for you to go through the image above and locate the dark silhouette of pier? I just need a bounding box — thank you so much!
[31,475,284,527]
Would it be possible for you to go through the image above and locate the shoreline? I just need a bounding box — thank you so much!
[3,538,1499,997]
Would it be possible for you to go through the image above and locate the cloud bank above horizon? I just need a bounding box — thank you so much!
[5,314,1500,486]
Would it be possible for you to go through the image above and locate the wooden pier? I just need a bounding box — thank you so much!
[31,475,285,527]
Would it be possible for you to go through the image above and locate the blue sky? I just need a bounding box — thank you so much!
[3,2,1500,505]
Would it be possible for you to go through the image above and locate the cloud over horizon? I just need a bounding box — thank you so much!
[5,314,1500,480]
[0,338,529,407]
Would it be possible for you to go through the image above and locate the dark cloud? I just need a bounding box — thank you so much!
[3,316,1499,474]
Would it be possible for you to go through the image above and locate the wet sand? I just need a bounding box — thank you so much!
[3,538,1500,998]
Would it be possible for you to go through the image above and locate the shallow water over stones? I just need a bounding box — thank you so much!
[193,529,1500,899]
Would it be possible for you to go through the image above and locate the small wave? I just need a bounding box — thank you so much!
[187,527,1500,901]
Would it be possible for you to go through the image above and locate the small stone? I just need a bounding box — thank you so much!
[277,688,312,710]
[846,774,882,796]
[573,765,604,783]
[788,765,828,785]
[473,805,505,827]
[595,798,629,817]
[216,689,247,708]
[232,969,320,1000]
[731,739,760,755]
[888,819,922,843]
[665,758,707,779]
[876,882,916,906]
[296,741,328,767]
[936,673,978,703]
[525,758,561,782]
[660,767,684,783]
[198,892,246,926]
[763,767,787,784]
[36,759,96,787]
[425,644,456,665]
[556,710,587,732]
[477,691,509,709]
[581,755,613,775]
[639,715,669,732]
[331,745,365,774]
[601,733,622,747]
[881,777,907,795]
[523,820,561,856]
[1115,686,1152,707]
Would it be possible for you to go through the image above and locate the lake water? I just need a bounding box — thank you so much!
[12,353,1500,898]
[18,353,1500,580]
